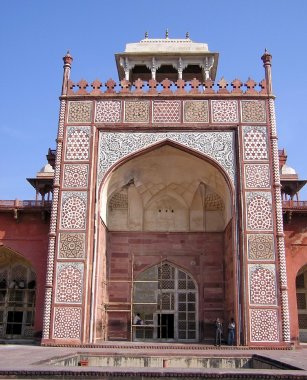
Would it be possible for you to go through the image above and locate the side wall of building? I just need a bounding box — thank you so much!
[284,214,307,344]
[0,212,49,335]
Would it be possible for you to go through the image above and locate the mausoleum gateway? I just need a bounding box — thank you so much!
[0,34,307,347]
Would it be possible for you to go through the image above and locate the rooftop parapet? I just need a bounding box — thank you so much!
[61,46,274,99]
[0,200,52,220]
[62,77,267,97]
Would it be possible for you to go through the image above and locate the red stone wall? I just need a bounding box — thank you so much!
[106,231,225,342]
[284,214,307,344]
[0,212,49,334]
[223,220,235,327]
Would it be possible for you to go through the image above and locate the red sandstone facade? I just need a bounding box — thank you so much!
[0,35,307,347]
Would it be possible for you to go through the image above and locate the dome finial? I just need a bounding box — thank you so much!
[145,31,148,39]
[186,32,190,39]
[165,28,169,39]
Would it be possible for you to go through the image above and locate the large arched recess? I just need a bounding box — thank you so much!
[93,141,237,343]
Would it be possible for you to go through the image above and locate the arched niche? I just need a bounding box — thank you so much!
[100,144,232,232]
[296,265,307,343]
[0,246,36,339]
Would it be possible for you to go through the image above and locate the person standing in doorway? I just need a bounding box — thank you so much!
[227,318,235,346]
[215,318,223,346]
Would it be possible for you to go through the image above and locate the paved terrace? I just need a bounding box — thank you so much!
[0,342,307,379]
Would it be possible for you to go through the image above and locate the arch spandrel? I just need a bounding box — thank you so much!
[98,131,235,187]
[99,144,233,231]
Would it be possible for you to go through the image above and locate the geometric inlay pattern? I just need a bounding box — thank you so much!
[183,100,209,123]
[247,234,275,261]
[58,233,86,258]
[65,126,91,161]
[244,164,271,189]
[243,126,268,161]
[63,164,89,188]
[241,100,266,123]
[53,307,82,339]
[67,101,92,123]
[124,101,150,123]
[211,100,238,123]
[246,192,272,231]
[153,100,181,123]
[250,309,279,342]
[249,264,277,305]
[55,262,84,304]
[98,131,235,185]
[60,192,87,230]
[95,100,121,123]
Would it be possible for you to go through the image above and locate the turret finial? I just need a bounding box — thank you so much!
[261,48,272,65]
[261,48,273,95]
[186,32,190,39]
[62,51,73,95]
[63,50,73,65]
[165,28,169,39]
[145,31,148,39]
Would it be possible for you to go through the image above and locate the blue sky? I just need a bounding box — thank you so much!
[0,0,306,200]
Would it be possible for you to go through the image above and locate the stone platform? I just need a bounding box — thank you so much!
[0,342,307,379]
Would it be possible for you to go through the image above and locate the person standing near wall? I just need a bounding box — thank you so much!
[215,318,223,346]
[227,318,235,346]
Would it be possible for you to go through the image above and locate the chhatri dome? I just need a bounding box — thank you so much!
[115,31,219,82]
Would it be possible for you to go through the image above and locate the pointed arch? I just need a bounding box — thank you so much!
[93,136,238,344]
[0,246,36,339]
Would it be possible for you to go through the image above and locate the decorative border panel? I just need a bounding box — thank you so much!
[152,100,181,123]
[53,307,82,339]
[67,101,92,123]
[42,99,66,340]
[65,126,91,161]
[58,233,86,259]
[63,164,89,188]
[268,98,290,342]
[247,234,275,261]
[244,164,270,189]
[248,264,277,305]
[243,126,268,161]
[250,309,279,342]
[98,131,235,185]
[245,192,272,231]
[60,191,87,230]
[211,100,238,123]
[124,100,150,123]
[55,262,84,304]
[183,100,209,123]
[241,100,266,123]
[95,100,121,123]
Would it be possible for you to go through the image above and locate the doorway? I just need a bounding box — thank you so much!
[157,313,174,339]
[133,262,198,342]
